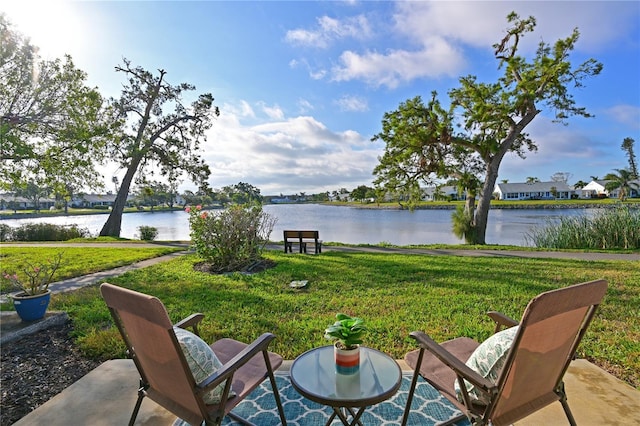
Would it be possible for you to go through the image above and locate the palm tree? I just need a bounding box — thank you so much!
[604,168,639,201]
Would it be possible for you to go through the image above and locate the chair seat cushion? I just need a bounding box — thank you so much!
[454,325,519,405]
[174,327,235,404]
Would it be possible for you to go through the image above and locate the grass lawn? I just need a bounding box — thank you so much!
[0,246,184,295]
[47,249,640,389]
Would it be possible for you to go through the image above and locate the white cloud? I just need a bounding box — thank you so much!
[260,103,285,120]
[499,115,627,183]
[605,105,640,130]
[331,40,464,88]
[289,58,327,80]
[285,14,372,48]
[299,1,638,88]
[200,103,380,194]
[239,100,256,118]
[393,1,638,53]
[297,98,315,114]
[335,95,369,112]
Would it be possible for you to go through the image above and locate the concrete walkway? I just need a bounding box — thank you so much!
[13,358,640,425]
[2,242,639,424]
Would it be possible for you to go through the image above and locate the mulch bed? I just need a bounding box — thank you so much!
[0,321,101,426]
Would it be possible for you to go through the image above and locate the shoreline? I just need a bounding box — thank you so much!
[1,201,638,220]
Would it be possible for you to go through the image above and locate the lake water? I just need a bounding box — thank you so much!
[0,204,597,246]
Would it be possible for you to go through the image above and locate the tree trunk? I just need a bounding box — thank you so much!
[99,158,141,237]
[464,195,476,216]
[474,160,502,245]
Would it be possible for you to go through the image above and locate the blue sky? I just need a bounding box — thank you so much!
[3,1,640,195]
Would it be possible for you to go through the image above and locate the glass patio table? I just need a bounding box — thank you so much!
[290,345,402,426]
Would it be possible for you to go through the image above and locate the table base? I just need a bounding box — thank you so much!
[328,406,366,426]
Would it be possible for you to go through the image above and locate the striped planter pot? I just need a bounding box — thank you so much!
[334,344,360,375]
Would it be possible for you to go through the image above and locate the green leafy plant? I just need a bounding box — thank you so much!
[324,313,367,350]
[186,203,276,272]
[137,226,158,241]
[2,252,64,295]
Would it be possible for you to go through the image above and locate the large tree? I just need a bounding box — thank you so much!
[0,15,108,196]
[99,59,218,237]
[372,13,602,244]
[621,137,638,179]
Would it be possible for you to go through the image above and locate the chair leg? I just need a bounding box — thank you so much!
[263,351,288,426]
[225,411,253,425]
[435,413,470,426]
[556,382,577,426]
[401,349,424,426]
[129,380,148,426]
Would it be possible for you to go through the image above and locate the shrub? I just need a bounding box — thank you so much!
[186,204,277,272]
[525,205,640,249]
[451,205,476,244]
[0,224,12,242]
[10,223,90,241]
[138,226,158,241]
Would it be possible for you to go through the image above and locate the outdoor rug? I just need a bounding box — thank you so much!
[173,373,470,425]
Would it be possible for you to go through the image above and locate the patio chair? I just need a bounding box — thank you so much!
[402,279,608,426]
[100,283,287,426]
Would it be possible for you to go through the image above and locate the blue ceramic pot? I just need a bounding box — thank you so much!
[12,291,51,322]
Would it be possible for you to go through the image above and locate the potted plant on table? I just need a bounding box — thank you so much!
[324,313,367,375]
[2,252,63,322]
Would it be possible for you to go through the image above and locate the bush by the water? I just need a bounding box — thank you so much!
[187,204,276,272]
[526,205,640,249]
[6,223,90,241]
[137,226,158,241]
[0,224,11,242]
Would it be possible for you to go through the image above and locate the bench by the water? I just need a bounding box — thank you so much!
[284,230,322,254]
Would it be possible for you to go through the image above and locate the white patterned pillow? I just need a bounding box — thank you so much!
[173,327,235,404]
[454,326,519,405]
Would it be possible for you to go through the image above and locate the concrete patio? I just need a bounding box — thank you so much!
[12,353,640,425]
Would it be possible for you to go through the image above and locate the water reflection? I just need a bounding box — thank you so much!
[1,204,594,246]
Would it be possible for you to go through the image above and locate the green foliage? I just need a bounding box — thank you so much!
[604,169,639,201]
[217,182,263,206]
[137,226,158,241]
[526,206,640,249]
[621,137,638,178]
[324,313,368,349]
[0,224,11,242]
[2,252,63,295]
[52,251,639,388]
[186,204,276,272]
[451,205,476,244]
[372,94,454,208]
[9,223,90,241]
[0,15,108,194]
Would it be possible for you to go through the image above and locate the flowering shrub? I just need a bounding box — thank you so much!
[2,252,64,295]
[186,204,277,272]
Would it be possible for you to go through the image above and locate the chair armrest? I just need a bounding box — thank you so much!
[409,331,494,393]
[486,311,519,333]
[174,313,205,335]
[198,333,276,391]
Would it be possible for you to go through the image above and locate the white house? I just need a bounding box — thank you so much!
[580,180,608,198]
[494,181,575,200]
[580,179,640,199]
[0,194,56,210]
[422,185,463,201]
[71,193,118,208]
